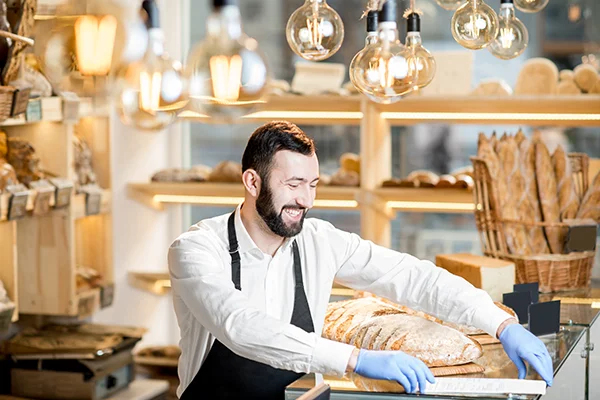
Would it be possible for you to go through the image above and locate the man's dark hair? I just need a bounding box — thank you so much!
[242,121,315,181]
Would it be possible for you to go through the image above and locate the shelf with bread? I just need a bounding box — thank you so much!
[0,113,114,320]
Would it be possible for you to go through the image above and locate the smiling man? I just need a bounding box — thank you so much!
[169,121,553,400]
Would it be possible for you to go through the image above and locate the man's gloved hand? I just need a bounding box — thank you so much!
[499,323,554,386]
[354,349,435,394]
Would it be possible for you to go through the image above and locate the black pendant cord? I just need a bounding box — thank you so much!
[141,0,160,29]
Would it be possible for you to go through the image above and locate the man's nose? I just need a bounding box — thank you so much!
[296,186,314,209]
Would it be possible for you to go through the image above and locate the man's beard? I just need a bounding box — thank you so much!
[256,181,307,238]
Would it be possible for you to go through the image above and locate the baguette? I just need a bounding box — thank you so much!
[552,145,580,220]
[496,137,531,255]
[535,139,563,254]
[477,133,506,215]
[514,129,526,146]
[436,174,457,188]
[519,138,549,253]
[576,171,600,222]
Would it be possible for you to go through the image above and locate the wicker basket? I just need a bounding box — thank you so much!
[0,86,16,122]
[471,153,595,293]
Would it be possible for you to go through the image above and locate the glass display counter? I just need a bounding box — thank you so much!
[286,304,599,400]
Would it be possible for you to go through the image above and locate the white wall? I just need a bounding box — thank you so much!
[92,0,187,348]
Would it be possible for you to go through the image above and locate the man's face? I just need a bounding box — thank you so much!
[255,150,319,238]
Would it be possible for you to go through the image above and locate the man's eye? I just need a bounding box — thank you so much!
[310,185,317,189]
[289,184,299,188]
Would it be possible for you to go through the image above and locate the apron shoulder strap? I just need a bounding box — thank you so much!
[227,212,242,290]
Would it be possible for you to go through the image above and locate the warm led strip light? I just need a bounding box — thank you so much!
[387,200,475,211]
[381,111,600,122]
[178,110,363,120]
[153,194,358,208]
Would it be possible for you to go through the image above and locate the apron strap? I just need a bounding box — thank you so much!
[227,212,242,291]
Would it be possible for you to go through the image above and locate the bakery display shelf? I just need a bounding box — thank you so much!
[128,271,171,296]
[374,187,475,213]
[179,94,600,127]
[72,189,112,220]
[378,95,600,126]
[179,94,363,125]
[127,182,360,210]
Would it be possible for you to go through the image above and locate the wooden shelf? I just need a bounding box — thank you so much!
[179,94,362,126]
[178,94,600,127]
[129,271,171,296]
[127,182,360,210]
[378,95,600,126]
[375,187,475,213]
[127,182,475,214]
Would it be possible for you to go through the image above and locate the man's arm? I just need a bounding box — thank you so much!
[326,225,514,337]
[168,232,356,377]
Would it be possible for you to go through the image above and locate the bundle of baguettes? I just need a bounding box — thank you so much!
[323,298,483,368]
[476,131,598,255]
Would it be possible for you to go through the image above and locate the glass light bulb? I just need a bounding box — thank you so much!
[451,0,499,50]
[514,0,549,13]
[285,0,344,61]
[435,0,467,11]
[488,3,528,60]
[405,32,436,90]
[34,0,147,98]
[114,29,188,131]
[186,3,269,120]
[349,21,413,104]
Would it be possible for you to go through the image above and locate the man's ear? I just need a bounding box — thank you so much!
[242,169,261,197]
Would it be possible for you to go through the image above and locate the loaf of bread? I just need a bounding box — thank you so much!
[470,79,512,96]
[330,168,360,186]
[450,166,474,180]
[535,139,563,254]
[0,160,18,191]
[576,171,600,222]
[557,79,582,95]
[559,69,574,81]
[324,299,483,368]
[477,133,506,216]
[454,174,474,190]
[552,145,580,220]
[340,153,360,174]
[436,175,457,188]
[573,63,598,92]
[518,138,549,254]
[590,77,600,94]
[207,161,242,183]
[7,137,44,186]
[406,170,439,187]
[514,129,526,146]
[514,58,559,95]
[496,136,531,255]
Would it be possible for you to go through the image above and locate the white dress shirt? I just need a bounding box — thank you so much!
[168,204,513,397]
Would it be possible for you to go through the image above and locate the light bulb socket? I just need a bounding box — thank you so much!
[367,11,378,32]
[213,0,236,8]
[500,0,513,3]
[379,0,397,23]
[406,13,420,33]
[141,0,160,29]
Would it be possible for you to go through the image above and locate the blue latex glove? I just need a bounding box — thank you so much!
[499,323,554,386]
[354,349,436,394]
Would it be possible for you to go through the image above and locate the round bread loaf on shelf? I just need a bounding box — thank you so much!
[514,58,559,95]
[573,63,598,92]
[340,152,360,174]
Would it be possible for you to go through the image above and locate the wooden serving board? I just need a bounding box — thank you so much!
[471,333,500,346]
[431,362,485,377]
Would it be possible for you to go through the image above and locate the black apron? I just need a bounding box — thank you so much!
[181,211,315,399]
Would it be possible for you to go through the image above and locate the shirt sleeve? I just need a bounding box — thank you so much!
[168,230,356,377]
[327,224,513,337]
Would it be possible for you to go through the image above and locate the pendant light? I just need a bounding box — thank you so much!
[185,0,269,121]
[488,0,528,60]
[285,0,344,61]
[404,12,436,90]
[435,0,467,11]
[114,0,187,131]
[451,0,499,50]
[514,0,549,13]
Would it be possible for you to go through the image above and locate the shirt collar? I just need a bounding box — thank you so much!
[233,203,299,256]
